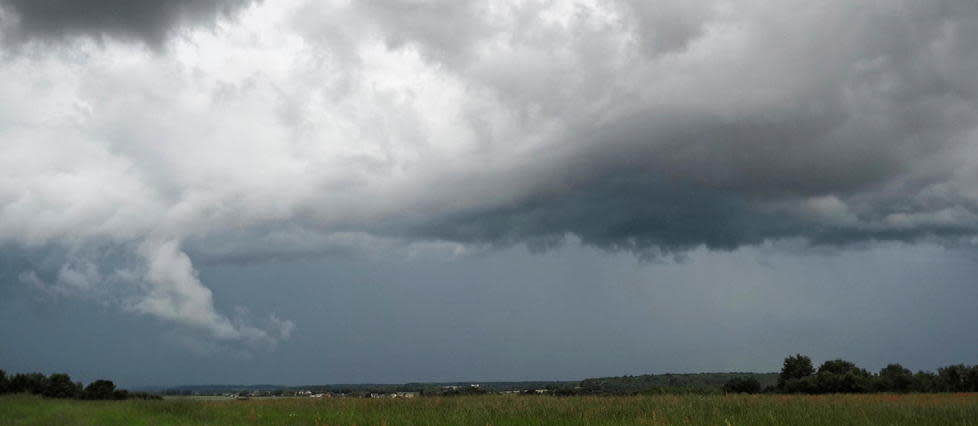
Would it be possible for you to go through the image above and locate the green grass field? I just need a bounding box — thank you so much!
[2,393,978,425]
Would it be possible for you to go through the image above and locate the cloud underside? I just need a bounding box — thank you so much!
[0,0,257,46]
[2,0,978,344]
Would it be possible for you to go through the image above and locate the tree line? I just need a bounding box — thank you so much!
[0,369,159,400]
[723,354,978,394]
[575,372,778,396]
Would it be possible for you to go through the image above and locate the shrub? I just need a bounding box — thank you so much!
[723,377,761,394]
[9,373,47,394]
[83,380,117,400]
[41,374,81,399]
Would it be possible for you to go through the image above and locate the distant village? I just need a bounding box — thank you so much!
[227,390,423,400]
[167,383,558,400]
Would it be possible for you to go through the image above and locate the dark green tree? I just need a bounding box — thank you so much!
[42,373,81,398]
[83,380,117,400]
[910,371,940,393]
[877,364,913,393]
[782,376,816,394]
[938,364,969,392]
[964,366,978,392]
[722,377,761,394]
[813,359,872,393]
[0,369,8,394]
[778,354,815,391]
[9,373,47,395]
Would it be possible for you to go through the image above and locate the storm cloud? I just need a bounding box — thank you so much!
[0,0,257,46]
[2,0,978,347]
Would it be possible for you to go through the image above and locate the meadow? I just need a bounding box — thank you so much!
[2,393,978,425]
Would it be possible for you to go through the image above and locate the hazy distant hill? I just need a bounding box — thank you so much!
[155,373,777,396]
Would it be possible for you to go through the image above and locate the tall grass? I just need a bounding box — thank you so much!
[2,393,978,425]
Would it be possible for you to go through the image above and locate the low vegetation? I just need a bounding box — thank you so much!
[3,354,978,424]
[0,369,158,401]
[774,354,978,394]
[3,393,978,425]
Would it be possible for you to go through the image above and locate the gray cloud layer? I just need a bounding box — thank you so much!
[0,0,256,46]
[360,0,978,253]
[2,0,978,345]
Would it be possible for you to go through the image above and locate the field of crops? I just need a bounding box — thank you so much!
[2,393,978,425]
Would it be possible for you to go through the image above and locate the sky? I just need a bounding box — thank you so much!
[1,0,977,387]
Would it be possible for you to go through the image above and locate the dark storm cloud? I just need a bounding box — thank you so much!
[0,0,257,46]
[397,170,793,254]
[352,0,978,253]
[396,93,978,253]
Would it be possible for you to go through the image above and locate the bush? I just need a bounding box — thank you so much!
[82,380,117,400]
[723,377,761,394]
[9,373,47,394]
[781,376,816,394]
[41,374,81,399]
[127,392,163,400]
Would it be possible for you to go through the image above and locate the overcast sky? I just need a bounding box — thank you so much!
[1,0,977,387]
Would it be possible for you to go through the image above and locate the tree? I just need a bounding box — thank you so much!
[782,376,816,394]
[9,373,47,395]
[83,380,117,400]
[938,365,969,392]
[42,373,81,399]
[723,377,761,394]
[813,359,872,393]
[878,364,913,393]
[778,354,815,391]
[964,366,978,392]
[910,371,940,393]
[0,369,8,394]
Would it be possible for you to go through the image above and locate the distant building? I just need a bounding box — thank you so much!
[393,392,419,398]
